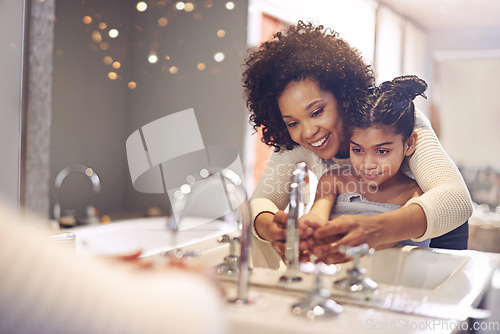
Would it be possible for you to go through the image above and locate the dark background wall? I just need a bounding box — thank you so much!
[51,0,248,220]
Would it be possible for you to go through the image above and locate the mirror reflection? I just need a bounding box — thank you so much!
[22,0,499,236]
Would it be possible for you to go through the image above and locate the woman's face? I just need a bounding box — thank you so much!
[349,125,408,187]
[278,79,344,160]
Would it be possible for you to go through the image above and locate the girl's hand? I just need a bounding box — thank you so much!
[311,214,388,264]
[264,211,318,262]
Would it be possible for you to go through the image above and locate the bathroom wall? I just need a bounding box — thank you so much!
[0,0,25,208]
[51,0,248,220]
[428,27,500,207]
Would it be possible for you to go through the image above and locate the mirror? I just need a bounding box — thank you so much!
[22,0,500,225]
[48,0,248,221]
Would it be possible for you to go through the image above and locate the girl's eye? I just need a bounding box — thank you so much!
[377,149,389,155]
[351,147,362,153]
[286,121,298,128]
[311,108,324,117]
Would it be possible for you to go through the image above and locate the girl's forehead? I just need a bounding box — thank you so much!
[351,125,403,142]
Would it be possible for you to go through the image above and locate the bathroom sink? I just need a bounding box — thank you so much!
[359,246,469,290]
[65,216,239,257]
[180,237,500,323]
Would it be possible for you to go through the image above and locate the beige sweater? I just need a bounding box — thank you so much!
[0,204,227,334]
[250,111,472,266]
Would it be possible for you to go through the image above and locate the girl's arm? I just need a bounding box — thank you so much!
[300,172,340,226]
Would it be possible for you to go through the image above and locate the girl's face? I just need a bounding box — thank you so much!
[349,125,417,187]
[278,79,345,160]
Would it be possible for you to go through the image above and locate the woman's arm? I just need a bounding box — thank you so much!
[250,146,326,242]
[405,110,473,241]
[249,146,328,267]
[312,204,426,264]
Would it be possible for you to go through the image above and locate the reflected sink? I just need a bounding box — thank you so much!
[65,216,239,257]
[360,246,469,290]
[181,237,500,322]
[64,220,500,332]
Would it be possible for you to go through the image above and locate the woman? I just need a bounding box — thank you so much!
[243,21,472,267]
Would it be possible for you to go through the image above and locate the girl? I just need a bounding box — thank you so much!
[301,76,430,263]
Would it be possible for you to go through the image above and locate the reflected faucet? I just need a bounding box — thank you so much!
[53,164,101,221]
[169,167,253,304]
[280,162,310,283]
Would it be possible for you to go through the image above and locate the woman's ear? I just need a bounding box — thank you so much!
[404,131,418,156]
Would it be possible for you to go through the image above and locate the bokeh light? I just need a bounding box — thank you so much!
[225,2,235,10]
[83,16,92,24]
[91,31,102,43]
[169,66,179,74]
[217,29,226,37]
[197,63,206,70]
[184,2,194,12]
[112,61,121,69]
[100,42,109,50]
[148,52,158,63]
[128,82,137,89]
[214,52,225,62]
[108,72,117,80]
[175,2,185,10]
[109,29,119,38]
[136,2,147,11]
[99,22,107,29]
[103,56,113,65]
[158,17,168,27]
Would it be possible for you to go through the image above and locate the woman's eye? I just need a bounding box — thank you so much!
[311,108,324,117]
[351,147,362,153]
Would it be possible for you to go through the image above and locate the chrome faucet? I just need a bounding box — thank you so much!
[169,167,253,304]
[280,162,310,283]
[53,164,101,221]
[333,243,378,300]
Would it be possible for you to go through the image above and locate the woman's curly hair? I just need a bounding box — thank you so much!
[243,21,375,151]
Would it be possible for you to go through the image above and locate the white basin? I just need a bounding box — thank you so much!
[360,246,469,290]
[64,220,500,333]
[65,216,239,257]
[180,236,500,328]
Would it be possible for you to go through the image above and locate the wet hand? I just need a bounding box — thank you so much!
[311,214,384,264]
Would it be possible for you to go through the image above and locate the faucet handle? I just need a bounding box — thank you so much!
[216,234,241,277]
[291,262,343,319]
[339,243,374,258]
[333,243,378,299]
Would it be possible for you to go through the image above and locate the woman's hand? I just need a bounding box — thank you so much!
[254,211,288,260]
[311,214,388,264]
[255,211,317,261]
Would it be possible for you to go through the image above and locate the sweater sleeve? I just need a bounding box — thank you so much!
[406,110,473,241]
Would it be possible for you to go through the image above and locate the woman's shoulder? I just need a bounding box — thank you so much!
[414,109,432,130]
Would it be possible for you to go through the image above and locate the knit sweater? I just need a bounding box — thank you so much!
[250,110,472,266]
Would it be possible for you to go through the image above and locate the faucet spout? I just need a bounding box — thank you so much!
[169,167,252,303]
[53,164,101,220]
[280,162,309,283]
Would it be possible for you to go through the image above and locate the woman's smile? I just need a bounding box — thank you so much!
[310,133,330,148]
[278,79,344,160]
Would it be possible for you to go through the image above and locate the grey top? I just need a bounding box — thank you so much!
[331,193,430,248]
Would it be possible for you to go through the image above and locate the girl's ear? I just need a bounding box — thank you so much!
[404,131,418,156]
